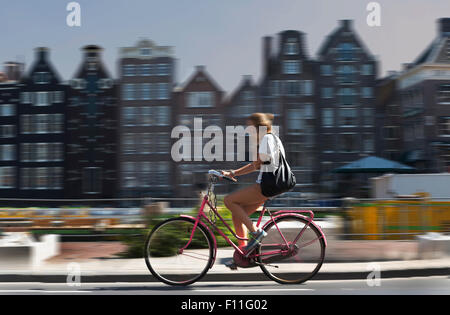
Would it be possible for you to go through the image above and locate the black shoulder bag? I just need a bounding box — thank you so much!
[260,134,296,198]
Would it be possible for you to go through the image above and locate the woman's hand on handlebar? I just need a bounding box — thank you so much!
[221,170,237,182]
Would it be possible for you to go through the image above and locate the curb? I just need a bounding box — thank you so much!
[0,267,448,283]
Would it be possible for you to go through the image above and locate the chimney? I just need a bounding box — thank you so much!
[340,19,353,30]
[263,36,272,76]
[438,18,450,36]
[35,47,49,62]
[3,62,24,81]
[242,75,253,85]
[195,65,205,72]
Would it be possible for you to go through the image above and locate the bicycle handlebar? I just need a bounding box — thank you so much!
[208,170,237,182]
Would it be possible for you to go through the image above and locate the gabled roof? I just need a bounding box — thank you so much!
[174,65,223,93]
[21,47,63,84]
[317,20,374,60]
[412,36,449,66]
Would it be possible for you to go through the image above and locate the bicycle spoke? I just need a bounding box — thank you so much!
[145,218,213,286]
[257,215,325,284]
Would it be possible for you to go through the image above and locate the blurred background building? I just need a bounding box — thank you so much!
[65,45,118,200]
[118,39,175,202]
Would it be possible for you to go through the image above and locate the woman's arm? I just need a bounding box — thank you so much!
[222,158,262,179]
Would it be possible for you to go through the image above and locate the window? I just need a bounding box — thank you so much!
[338,43,356,61]
[363,108,374,126]
[141,83,151,100]
[287,109,303,134]
[0,145,15,161]
[320,65,333,76]
[338,88,357,105]
[35,92,50,106]
[236,90,255,116]
[322,109,334,127]
[437,85,450,104]
[284,40,299,55]
[141,133,151,154]
[141,64,152,76]
[283,60,301,74]
[362,64,373,75]
[21,92,31,104]
[363,133,374,153]
[304,103,314,119]
[158,83,170,100]
[155,106,170,126]
[123,133,136,154]
[362,87,374,98]
[123,107,137,126]
[340,133,359,153]
[83,167,102,194]
[269,80,281,96]
[284,80,301,96]
[123,65,136,76]
[439,117,450,136]
[141,48,151,56]
[339,108,358,127]
[123,162,137,188]
[0,104,15,116]
[303,80,314,96]
[122,84,136,100]
[0,167,15,188]
[338,65,356,83]
[321,87,333,99]
[187,92,214,107]
[156,133,170,153]
[0,125,15,138]
[53,91,64,103]
[157,64,170,76]
[34,72,50,84]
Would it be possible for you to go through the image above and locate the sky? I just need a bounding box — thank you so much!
[1,0,449,94]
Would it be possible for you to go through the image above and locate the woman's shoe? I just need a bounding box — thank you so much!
[243,228,267,254]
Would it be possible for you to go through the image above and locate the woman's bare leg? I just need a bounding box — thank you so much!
[232,201,265,248]
[224,184,267,248]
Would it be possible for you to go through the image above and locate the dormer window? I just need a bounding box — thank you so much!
[284,40,299,55]
[34,72,50,84]
[141,48,152,56]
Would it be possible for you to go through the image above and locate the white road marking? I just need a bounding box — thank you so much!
[195,288,314,292]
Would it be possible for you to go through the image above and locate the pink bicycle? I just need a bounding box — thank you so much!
[144,170,326,286]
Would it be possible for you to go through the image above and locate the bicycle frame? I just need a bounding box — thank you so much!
[179,178,327,268]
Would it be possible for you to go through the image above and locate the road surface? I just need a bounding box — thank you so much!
[0,276,448,295]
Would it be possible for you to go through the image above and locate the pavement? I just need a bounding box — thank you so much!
[0,244,448,283]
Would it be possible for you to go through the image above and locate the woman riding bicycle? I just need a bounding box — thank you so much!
[222,112,286,258]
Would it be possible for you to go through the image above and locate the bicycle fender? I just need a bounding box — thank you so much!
[180,215,218,268]
[263,213,327,248]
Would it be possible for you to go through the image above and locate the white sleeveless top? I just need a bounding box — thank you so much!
[256,133,285,184]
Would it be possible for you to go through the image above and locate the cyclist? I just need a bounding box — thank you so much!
[222,112,286,267]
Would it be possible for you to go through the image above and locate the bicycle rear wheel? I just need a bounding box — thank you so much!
[144,217,214,286]
[257,215,325,284]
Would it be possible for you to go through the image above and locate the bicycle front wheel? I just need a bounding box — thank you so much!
[144,217,214,286]
[257,215,325,284]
